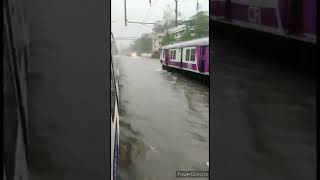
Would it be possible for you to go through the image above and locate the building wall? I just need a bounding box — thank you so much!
[152,33,164,52]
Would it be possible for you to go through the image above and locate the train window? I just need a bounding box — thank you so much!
[170,50,176,60]
[186,49,190,61]
[190,49,195,61]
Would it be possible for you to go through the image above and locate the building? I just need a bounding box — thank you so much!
[168,24,187,40]
[152,32,165,52]
[167,11,209,41]
[151,11,208,51]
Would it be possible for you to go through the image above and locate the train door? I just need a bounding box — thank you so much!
[165,49,169,65]
[199,46,207,73]
[180,48,183,68]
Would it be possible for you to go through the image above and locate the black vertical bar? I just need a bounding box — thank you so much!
[288,0,302,34]
[225,0,231,20]
[175,0,178,26]
[124,0,127,26]
[3,0,30,166]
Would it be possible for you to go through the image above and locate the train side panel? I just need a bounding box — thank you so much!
[210,0,317,43]
[181,46,198,73]
[196,46,209,75]
[167,48,182,69]
[161,45,209,76]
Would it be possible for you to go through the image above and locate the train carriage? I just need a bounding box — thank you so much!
[210,0,317,44]
[111,33,120,180]
[160,37,209,76]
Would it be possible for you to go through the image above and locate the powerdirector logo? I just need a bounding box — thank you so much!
[176,171,209,178]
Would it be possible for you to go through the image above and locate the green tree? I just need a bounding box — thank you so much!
[130,33,152,54]
[162,32,175,45]
[152,4,175,34]
[193,11,209,38]
[162,4,175,31]
[153,21,166,33]
[180,26,193,41]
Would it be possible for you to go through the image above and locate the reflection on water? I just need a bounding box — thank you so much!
[118,56,209,180]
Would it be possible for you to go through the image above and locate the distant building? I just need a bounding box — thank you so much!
[151,11,208,50]
[168,11,209,41]
[168,24,187,40]
[152,32,164,52]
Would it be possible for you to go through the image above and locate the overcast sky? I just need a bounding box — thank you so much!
[111,0,208,50]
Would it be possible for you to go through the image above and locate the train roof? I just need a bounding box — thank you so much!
[161,37,209,49]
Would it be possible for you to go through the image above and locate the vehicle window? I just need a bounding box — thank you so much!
[186,49,190,61]
[190,49,195,61]
[171,50,176,60]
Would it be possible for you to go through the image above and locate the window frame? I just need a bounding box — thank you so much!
[169,49,180,62]
[186,49,190,61]
[183,47,196,64]
[190,48,195,62]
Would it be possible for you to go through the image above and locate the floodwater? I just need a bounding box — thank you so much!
[211,33,316,180]
[118,56,209,180]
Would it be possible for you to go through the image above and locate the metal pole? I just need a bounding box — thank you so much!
[175,0,178,26]
[124,0,127,26]
[197,0,199,13]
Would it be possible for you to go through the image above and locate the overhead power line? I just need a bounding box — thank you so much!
[124,0,156,26]
[127,20,155,25]
[114,37,139,40]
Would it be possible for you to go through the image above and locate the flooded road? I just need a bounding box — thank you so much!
[118,56,209,180]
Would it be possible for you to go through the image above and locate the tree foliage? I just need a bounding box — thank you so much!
[180,26,193,41]
[129,33,152,54]
[162,32,175,45]
[152,4,175,34]
[193,11,209,38]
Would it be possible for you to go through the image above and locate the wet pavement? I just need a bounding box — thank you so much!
[118,56,209,180]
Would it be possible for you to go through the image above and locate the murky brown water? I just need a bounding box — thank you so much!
[118,56,209,180]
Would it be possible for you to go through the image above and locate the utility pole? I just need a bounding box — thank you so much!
[196,0,199,14]
[124,0,127,26]
[175,0,178,26]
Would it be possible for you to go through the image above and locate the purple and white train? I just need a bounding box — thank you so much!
[210,0,317,44]
[160,37,209,76]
